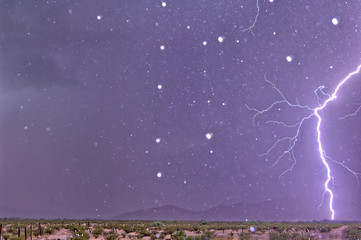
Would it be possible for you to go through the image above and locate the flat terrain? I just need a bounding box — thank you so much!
[0,220,360,240]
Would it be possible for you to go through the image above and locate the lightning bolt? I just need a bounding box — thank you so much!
[247,65,361,220]
[243,0,260,33]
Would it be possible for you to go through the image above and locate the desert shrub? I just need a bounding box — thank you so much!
[92,225,104,238]
[201,231,214,239]
[72,232,90,240]
[151,221,164,227]
[44,227,55,234]
[197,226,207,233]
[288,232,311,240]
[148,232,158,240]
[163,226,177,235]
[9,237,23,240]
[269,232,290,240]
[191,225,200,232]
[2,234,11,240]
[104,231,119,240]
[319,226,331,232]
[103,223,120,230]
[32,227,41,237]
[6,227,15,234]
[68,224,90,240]
[275,226,287,233]
[122,225,134,233]
[344,225,361,240]
[136,228,151,239]
[172,230,186,240]
[239,232,252,240]
[214,225,227,232]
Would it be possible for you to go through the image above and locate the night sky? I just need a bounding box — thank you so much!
[0,0,361,220]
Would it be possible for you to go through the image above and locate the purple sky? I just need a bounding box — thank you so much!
[0,0,360,220]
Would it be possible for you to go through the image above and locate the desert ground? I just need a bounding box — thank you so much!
[0,220,360,240]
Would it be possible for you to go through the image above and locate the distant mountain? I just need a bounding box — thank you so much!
[113,197,361,222]
[113,205,198,221]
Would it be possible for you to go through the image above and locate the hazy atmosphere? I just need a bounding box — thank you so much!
[0,0,360,221]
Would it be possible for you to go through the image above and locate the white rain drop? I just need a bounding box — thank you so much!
[332,18,339,25]
[205,133,213,140]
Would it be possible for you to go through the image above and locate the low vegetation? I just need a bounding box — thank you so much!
[344,225,361,240]
[0,219,359,240]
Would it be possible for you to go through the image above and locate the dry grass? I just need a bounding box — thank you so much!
[0,219,359,240]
